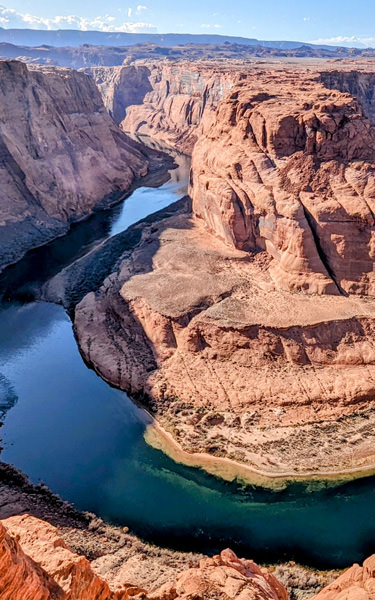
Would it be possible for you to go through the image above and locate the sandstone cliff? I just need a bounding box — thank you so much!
[191,70,375,296]
[91,62,238,153]
[0,515,130,599]
[0,60,149,273]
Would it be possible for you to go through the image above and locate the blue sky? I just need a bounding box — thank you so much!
[1,1,375,47]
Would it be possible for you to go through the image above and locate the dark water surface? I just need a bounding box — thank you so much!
[1,151,375,569]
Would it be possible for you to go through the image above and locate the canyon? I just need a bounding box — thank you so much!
[2,48,375,600]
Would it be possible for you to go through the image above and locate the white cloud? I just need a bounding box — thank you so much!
[0,4,156,33]
[308,35,375,48]
[200,23,222,29]
[303,17,310,22]
[136,5,147,12]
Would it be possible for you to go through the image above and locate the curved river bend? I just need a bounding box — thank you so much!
[1,148,375,569]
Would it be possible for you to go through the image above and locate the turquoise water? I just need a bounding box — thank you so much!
[1,153,375,569]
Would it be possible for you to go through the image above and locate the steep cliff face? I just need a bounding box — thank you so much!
[320,70,375,123]
[91,62,237,153]
[92,64,153,124]
[0,515,131,599]
[191,71,375,296]
[0,60,149,273]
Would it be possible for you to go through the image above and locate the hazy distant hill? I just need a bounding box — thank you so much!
[0,28,340,50]
[0,40,372,70]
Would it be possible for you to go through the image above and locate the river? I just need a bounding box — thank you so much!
[0,148,375,569]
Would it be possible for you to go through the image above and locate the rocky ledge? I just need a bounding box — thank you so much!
[74,198,375,477]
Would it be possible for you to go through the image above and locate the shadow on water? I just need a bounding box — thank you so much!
[0,143,375,569]
[0,146,190,304]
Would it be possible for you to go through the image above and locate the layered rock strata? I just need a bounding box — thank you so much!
[91,62,238,153]
[191,70,375,296]
[0,60,149,273]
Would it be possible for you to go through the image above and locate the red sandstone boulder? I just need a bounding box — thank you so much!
[149,548,289,600]
[314,555,375,600]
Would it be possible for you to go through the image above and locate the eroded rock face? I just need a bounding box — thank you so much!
[0,519,54,600]
[0,60,148,273]
[191,71,375,296]
[314,555,375,600]
[91,62,237,153]
[0,514,130,599]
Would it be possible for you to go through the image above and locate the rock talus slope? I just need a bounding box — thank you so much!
[0,60,149,273]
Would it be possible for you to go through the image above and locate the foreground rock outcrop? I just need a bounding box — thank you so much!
[314,555,375,600]
[0,513,290,600]
[149,548,289,600]
[0,60,149,273]
[0,507,374,600]
[0,515,131,599]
